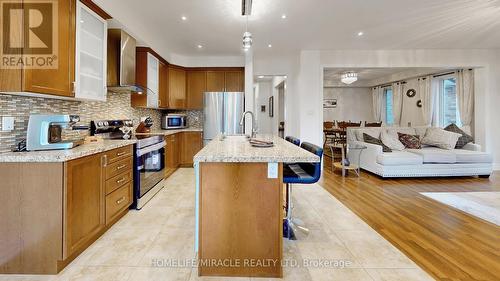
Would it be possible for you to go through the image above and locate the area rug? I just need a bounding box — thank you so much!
[420,192,500,226]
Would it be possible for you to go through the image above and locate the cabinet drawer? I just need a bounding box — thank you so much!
[105,171,133,195]
[106,146,133,164]
[105,157,133,180]
[105,182,132,225]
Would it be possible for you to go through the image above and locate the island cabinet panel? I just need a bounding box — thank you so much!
[180,132,203,166]
[198,162,283,278]
[63,153,105,259]
[0,163,64,274]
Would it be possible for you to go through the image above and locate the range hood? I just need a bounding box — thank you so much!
[107,29,144,93]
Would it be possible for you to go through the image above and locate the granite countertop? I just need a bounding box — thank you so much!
[0,140,137,163]
[194,135,320,163]
[135,128,203,136]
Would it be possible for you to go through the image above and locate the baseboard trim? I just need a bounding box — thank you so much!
[493,163,500,171]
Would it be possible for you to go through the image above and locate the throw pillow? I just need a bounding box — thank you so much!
[363,133,392,152]
[444,123,474,148]
[398,132,422,149]
[380,130,405,151]
[421,127,462,150]
[356,128,381,142]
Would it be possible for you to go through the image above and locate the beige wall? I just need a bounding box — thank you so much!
[323,87,374,123]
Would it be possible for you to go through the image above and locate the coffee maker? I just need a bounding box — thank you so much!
[26,115,81,151]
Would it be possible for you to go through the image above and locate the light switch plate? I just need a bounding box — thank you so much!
[1,116,14,131]
[268,162,278,179]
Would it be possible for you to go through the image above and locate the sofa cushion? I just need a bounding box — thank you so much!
[406,147,457,163]
[421,127,461,150]
[363,133,392,152]
[376,151,423,166]
[381,130,405,151]
[398,133,422,149]
[356,128,381,142]
[444,123,474,149]
[387,127,416,136]
[453,149,493,163]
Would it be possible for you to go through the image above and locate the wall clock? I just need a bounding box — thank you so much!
[406,89,416,98]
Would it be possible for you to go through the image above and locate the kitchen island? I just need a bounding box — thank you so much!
[193,135,320,278]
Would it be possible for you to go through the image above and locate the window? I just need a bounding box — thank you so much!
[384,87,394,125]
[438,76,461,127]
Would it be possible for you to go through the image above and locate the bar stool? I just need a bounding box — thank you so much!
[283,142,323,240]
[285,136,300,146]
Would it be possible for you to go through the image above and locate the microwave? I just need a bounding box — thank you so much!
[162,114,187,129]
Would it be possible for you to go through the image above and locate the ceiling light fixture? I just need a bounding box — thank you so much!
[281,14,287,19]
[197,44,203,49]
[181,16,187,21]
[357,31,364,36]
[341,72,358,84]
[242,0,252,16]
[268,44,272,48]
[258,75,265,79]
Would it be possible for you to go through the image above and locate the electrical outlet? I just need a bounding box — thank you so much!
[1,116,14,131]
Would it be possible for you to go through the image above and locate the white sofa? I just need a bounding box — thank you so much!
[346,127,493,178]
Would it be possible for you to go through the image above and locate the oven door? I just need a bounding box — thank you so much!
[136,141,166,198]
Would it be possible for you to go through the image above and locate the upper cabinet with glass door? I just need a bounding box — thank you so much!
[75,1,107,101]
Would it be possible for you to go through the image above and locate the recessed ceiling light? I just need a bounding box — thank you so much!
[268,44,272,48]
[357,31,364,36]
[197,44,203,49]
[181,16,187,21]
[258,76,265,79]
[281,14,287,19]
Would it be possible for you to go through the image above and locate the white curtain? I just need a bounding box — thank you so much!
[419,75,434,126]
[391,82,403,126]
[372,87,384,122]
[456,69,474,132]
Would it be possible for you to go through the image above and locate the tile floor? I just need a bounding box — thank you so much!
[0,168,433,281]
[421,191,500,226]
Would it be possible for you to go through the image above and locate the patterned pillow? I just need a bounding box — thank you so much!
[444,123,474,149]
[398,132,421,149]
[363,133,392,152]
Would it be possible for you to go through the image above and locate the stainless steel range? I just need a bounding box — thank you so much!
[91,119,166,209]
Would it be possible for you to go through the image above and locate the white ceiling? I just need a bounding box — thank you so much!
[94,0,500,60]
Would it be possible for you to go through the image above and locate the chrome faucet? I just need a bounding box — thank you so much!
[239,111,257,139]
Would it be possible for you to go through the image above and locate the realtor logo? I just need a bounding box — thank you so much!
[0,0,58,69]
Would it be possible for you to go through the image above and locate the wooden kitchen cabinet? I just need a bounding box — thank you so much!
[0,0,76,97]
[168,66,187,109]
[64,153,105,259]
[0,145,134,274]
[159,61,169,108]
[187,70,207,109]
[180,131,203,166]
[206,70,244,92]
[165,133,180,177]
[206,71,226,92]
[225,71,244,92]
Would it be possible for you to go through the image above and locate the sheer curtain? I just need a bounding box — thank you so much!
[372,87,384,122]
[419,75,434,126]
[391,82,403,126]
[456,69,474,133]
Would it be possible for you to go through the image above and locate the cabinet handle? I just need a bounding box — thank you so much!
[116,196,126,204]
[116,177,126,184]
[101,155,108,167]
[116,152,126,156]
[72,81,76,94]
[116,164,126,170]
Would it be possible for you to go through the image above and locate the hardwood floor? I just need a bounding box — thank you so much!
[320,156,500,281]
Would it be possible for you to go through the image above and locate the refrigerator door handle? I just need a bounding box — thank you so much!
[221,93,225,135]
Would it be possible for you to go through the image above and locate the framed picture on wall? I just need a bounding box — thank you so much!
[269,96,274,117]
[323,99,337,108]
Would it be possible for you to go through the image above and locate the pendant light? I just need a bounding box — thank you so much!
[242,15,252,51]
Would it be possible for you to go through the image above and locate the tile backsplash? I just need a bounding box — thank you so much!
[0,92,203,153]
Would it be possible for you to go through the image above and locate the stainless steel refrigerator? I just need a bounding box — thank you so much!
[203,92,245,145]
